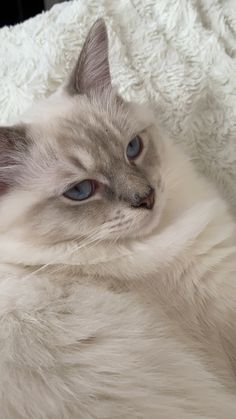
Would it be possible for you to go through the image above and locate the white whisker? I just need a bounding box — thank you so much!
[21,224,105,280]
[21,211,139,281]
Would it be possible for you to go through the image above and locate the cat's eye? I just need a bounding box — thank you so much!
[126,135,143,160]
[63,179,97,201]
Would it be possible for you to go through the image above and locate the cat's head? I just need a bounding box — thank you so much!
[0,19,166,261]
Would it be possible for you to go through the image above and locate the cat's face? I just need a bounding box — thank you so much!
[0,20,165,250]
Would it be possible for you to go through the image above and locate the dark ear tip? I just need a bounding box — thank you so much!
[92,17,106,28]
[90,18,107,36]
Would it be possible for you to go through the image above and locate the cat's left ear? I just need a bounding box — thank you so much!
[67,18,111,96]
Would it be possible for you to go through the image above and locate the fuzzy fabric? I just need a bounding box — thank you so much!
[0,0,236,211]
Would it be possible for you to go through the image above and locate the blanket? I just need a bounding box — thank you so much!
[0,0,236,212]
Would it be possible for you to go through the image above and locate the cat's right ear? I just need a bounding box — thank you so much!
[0,125,28,195]
[66,18,111,96]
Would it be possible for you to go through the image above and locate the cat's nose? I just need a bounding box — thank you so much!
[131,188,155,210]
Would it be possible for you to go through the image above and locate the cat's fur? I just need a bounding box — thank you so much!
[0,19,236,418]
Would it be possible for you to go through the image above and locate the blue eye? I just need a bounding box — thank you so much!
[126,135,143,160]
[63,179,97,201]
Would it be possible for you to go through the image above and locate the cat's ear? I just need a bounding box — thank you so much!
[67,18,111,95]
[0,125,28,195]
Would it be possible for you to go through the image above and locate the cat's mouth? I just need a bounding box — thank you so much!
[104,180,164,242]
[133,206,160,238]
[113,202,159,241]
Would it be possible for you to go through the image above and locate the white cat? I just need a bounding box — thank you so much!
[0,19,236,418]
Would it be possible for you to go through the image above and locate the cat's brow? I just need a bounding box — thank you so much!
[68,149,94,171]
[67,155,87,171]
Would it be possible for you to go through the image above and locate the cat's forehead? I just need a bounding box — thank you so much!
[54,96,130,166]
[26,90,155,182]
[30,91,152,161]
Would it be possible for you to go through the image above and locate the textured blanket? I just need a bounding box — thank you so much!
[0,0,236,212]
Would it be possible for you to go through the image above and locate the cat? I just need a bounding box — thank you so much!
[0,18,236,418]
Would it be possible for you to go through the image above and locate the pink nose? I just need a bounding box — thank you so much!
[132,188,155,210]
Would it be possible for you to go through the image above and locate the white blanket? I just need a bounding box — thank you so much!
[0,0,236,211]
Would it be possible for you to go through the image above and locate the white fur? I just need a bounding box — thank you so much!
[1,106,236,417]
[1,1,236,417]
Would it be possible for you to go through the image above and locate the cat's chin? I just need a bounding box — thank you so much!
[133,211,161,239]
[119,206,162,242]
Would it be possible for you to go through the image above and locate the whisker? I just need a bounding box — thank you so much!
[22,224,107,280]
[21,213,139,281]
[43,219,134,278]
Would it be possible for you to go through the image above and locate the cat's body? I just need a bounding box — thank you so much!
[0,19,236,418]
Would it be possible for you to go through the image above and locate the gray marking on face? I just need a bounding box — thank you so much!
[0,19,163,249]
[67,155,87,172]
